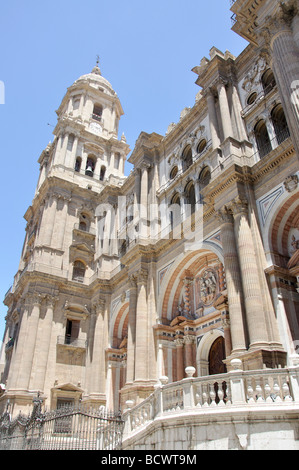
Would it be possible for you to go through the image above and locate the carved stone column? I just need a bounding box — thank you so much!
[89,298,107,400]
[126,274,137,384]
[184,335,195,370]
[32,294,58,391]
[175,338,185,381]
[217,79,234,141]
[230,198,269,350]
[134,269,148,383]
[260,2,299,160]
[217,207,247,355]
[18,293,42,390]
[205,88,221,149]
[53,195,70,250]
[42,192,58,246]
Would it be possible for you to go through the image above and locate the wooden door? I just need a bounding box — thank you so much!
[208,336,227,375]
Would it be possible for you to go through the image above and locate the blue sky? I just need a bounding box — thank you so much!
[0,0,248,340]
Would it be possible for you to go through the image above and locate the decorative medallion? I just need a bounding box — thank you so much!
[196,268,218,307]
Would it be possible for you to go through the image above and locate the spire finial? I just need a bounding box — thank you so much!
[92,55,102,75]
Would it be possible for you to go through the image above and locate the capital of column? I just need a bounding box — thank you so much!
[229,197,249,218]
[175,338,184,348]
[217,206,234,225]
[92,298,106,316]
[136,268,148,286]
[258,2,298,47]
[44,294,59,309]
[26,292,43,307]
[184,335,195,345]
[128,273,138,289]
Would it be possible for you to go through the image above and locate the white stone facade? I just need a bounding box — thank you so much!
[1,0,299,450]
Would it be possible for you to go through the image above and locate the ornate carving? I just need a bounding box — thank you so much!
[242,55,268,92]
[198,269,218,307]
[284,174,298,193]
[217,207,234,224]
[229,197,248,217]
[257,2,298,48]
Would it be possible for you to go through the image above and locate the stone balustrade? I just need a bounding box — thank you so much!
[123,360,299,440]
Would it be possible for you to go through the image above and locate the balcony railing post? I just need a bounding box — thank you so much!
[229,359,246,405]
[183,367,196,410]
[288,367,299,402]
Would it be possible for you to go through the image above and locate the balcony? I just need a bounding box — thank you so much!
[57,335,87,350]
[92,113,102,123]
[122,361,299,450]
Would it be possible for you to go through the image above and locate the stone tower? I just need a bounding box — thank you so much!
[0,64,130,412]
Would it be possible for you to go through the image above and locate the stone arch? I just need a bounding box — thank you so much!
[109,301,129,349]
[196,329,225,377]
[266,189,299,361]
[158,245,224,324]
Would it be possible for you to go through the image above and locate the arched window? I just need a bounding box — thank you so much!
[100,165,106,181]
[254,120,272,158]
[169,193,181,230]
[271,104,290,145]
[85,156,96,177]
[75,157,82,173]
[198,166,211,203]
[78,213,90,232]
[247,92,258,106]
[197,139,207,155]
[182,145,193,172]
[185,182,196,214]
[261,69,276,95]
[93,103,103,121]
[67,134,75,151]
[170,166,178,180]
[72,261,86,283]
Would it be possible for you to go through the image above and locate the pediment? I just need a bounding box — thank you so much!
[53,382,84,393]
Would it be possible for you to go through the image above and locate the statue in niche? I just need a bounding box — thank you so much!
[288,235,299,269]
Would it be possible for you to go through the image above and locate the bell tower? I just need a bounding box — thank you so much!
[36,61,130,194]
[1,64,130,412]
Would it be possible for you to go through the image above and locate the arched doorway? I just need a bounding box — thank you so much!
[208,336,227,375]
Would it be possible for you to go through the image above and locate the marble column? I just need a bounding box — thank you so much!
[175,338,185,381]
[262,3,299,160]
[53,196,70,250]
[42,193,58,246]
[205,89,221,149]
[88,299,108,398]
[139,163,150,238]
[231,198,269,350]
[217,207,247,354]
[32,295,57,391]
[126,274,137,384]
[184,335,195,369]
[17,293,42,390]
[134,269,148,383]
[6,300,29,390]
[217,79,233,140]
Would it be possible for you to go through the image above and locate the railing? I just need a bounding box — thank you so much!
[73,223,96,235]
[92,114,102,123]
[0,398,124,450]
[57,336,87,349]
[123,362,299,438]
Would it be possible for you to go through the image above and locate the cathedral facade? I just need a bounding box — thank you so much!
[1,0,299,430]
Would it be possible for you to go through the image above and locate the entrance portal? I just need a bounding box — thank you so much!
[208,336,227,375]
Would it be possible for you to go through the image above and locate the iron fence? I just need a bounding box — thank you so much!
[0,397,124,450]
